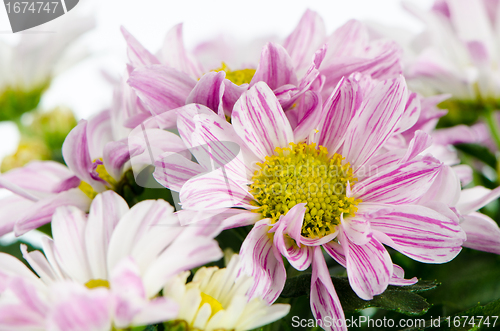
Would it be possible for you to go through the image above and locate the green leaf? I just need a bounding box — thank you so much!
[281,274,437,316]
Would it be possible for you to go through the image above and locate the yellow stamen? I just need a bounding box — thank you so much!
[199,292,224,318]
[85,279,110,289]
[249,142,362,239]
[214,62,256,86]
[78,181,98,199]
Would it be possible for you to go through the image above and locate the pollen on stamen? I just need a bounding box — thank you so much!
[249,142,362,239]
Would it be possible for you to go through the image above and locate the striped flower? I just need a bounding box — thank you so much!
[154,74,466,330]
[0,191,222,330]
[164,254,290,331]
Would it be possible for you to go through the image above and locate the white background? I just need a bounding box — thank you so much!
[0,0,434,160]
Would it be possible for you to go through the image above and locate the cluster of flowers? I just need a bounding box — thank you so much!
[1,1,500,330]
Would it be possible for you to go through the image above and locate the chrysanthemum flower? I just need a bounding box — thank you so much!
[154,75,466,330]
[0,15,94,121]
[123,10,402,132]
[164,254,290,331]
[405,0,500,100]
[0,191,223,330]
[0,106,187,236]
[451,186,500,255]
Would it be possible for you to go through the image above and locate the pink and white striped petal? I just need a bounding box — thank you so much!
[15,188,92,236]
[239,219,286,304]
[111,258,178,328]
[120,26,160,68]
[160,23,204,79]
[342,75,408,171]
[341,214,372,246]
[339,230,393,300]
[179,169,252,210]
[128,65,196,118]
[284,9,327,74]
[47,282,112,331]
[461,212,500,255]
[310,246,347,331]
[316,75,361,153]
[85,192,129,281]
[250,43,298,90]
[370,204,466,263]
[352,158,442,205]
[232,82,294,160]
[0,161,78,196]
[154,152,205,192]
[0,195,32,237]
[273,204,313,271]
[457,186,500,215]
[62,121,106,192]
[51,206,91,284]
[186,71,226,117]
[143,236,223,298]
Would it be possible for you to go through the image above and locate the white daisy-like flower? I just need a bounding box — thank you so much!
[164,254,290,331]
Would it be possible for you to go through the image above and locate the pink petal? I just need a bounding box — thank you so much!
[458,186,500,215]
[160,23,204,79]
[418,165,461,206]
[128,65,196,118]
[85,192,129,280]
[341,214,372,245]
[291,91,322,141]
[106,199,178,274]
[62,120,106,192]
[143,235,223,297]
[51,206,91,284]
[352,158,442,205]
[316,75,361,152]
[179,168,252,210]
[461,212,500,255]
[176,107,259,178]
[232,82,294,160]
[120,26,160,68]
[284,9,327,73]
[0,161,78,196]
[239,219,286,303]
[21,244,58,284]
[393,92,421,134]
[342,75,408,171]
[47,282,112,331]
[389,264,418,286]
[0,253,41,291]
[102,140,131,182]
[15,188,92,236]
[273,204,313,271]
[370,204,466,263]
[186,71,225,117]
[154,152,205,192]
[339,230,393,300]
[0,195,32,237]
[310,246,347,331]
[86,110,113,162]
[250,43,298,90]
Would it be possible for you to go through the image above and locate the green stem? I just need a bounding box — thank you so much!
[485,108,500,151]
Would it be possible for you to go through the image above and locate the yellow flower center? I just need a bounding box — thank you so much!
[78,158,117,199]
[85,279,110,289]
[250,143,361,239]
[214,62,255,86]
[199,292,224,318]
